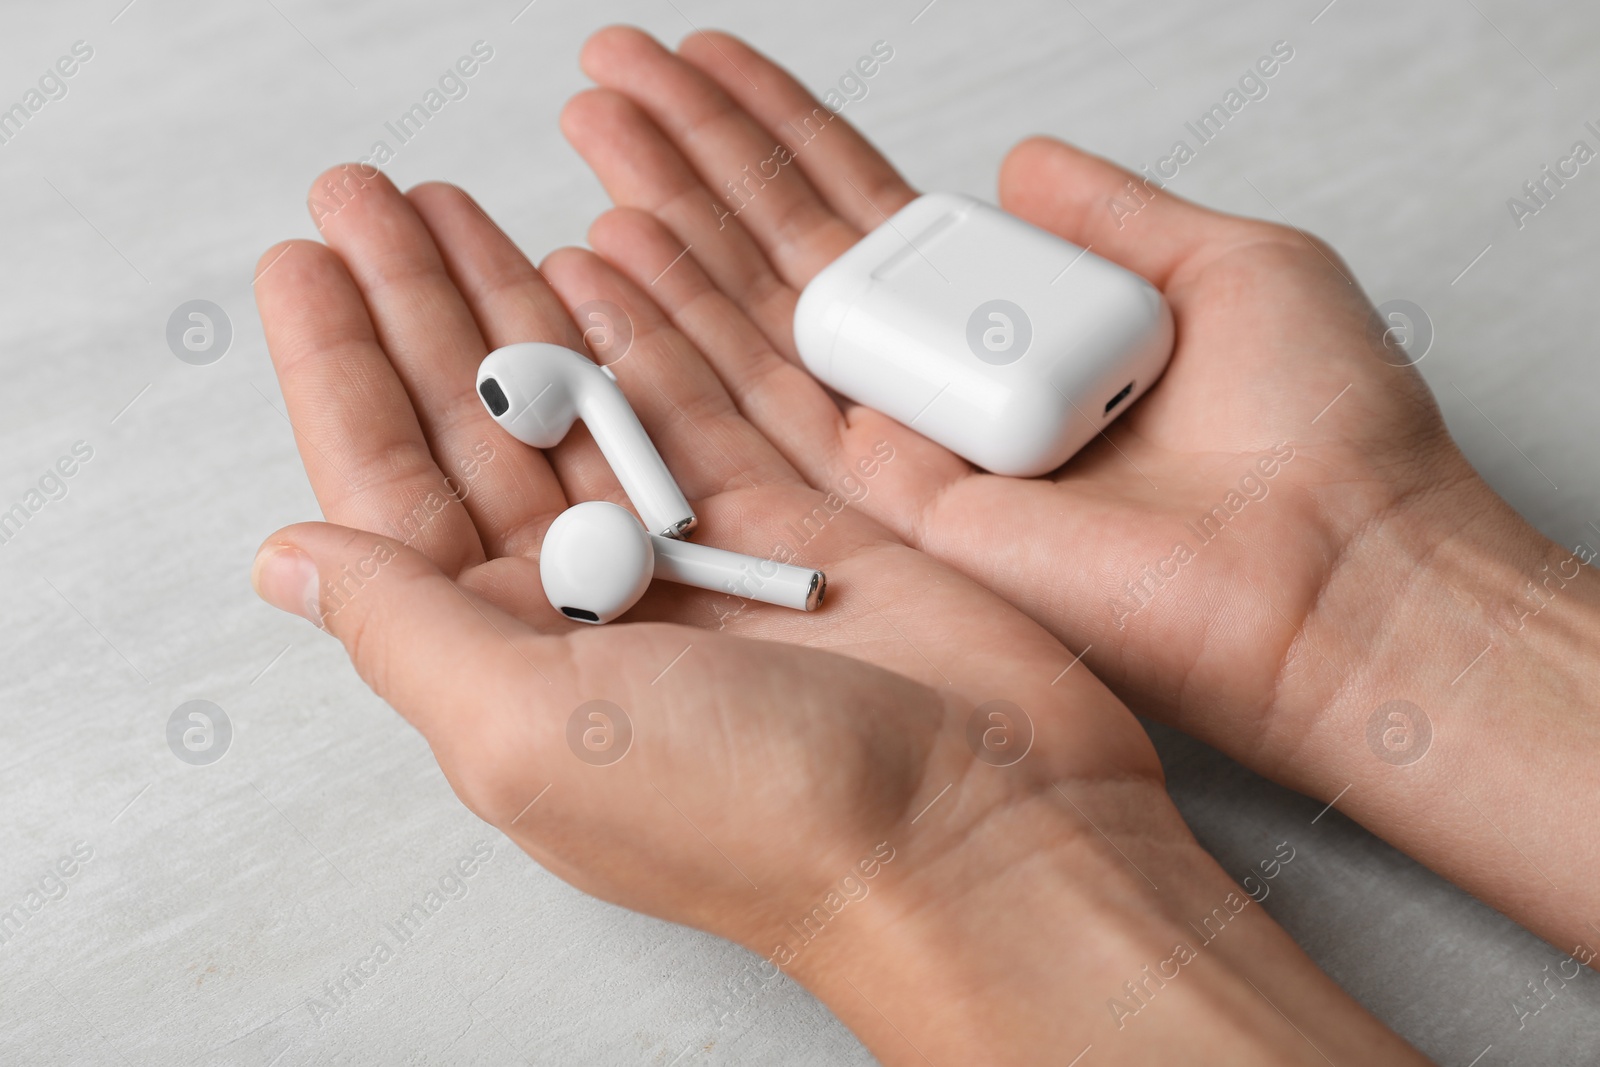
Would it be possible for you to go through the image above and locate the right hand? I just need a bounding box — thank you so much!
[249,162,1426,1064]
[561,26,1600,958]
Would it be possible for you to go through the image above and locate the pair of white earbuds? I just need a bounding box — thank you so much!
[476,343,825,624]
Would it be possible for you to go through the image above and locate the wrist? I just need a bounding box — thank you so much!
[783,774,1419,1064]
[1295,465,1600,954]
[1351,461,1600,679]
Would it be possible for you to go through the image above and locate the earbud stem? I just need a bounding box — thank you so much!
[650,535,825,611]
[581,369,696,538]
[476,343,695,538]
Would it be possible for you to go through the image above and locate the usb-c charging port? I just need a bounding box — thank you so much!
[1104,381,1135,415]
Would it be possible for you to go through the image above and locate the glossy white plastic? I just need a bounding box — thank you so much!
[539,502,825,624]
[794,193,1174,477]
[476,343,696,538]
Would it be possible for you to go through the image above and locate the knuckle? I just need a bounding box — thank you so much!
[339,600,393,701]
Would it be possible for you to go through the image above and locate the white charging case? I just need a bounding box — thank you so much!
[794,193,1174,477]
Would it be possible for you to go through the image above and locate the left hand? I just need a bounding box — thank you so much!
[247,163,1422,1064]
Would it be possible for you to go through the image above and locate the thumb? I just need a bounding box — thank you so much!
[999,135,1255,289]
[251,522,564,738]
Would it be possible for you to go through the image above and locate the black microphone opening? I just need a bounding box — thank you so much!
[479,377,510,416]
[560,606,601,623]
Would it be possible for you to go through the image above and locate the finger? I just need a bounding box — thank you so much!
[248,523,765,883]
[253,238,485,574]
[584,207,851,490]
[536,243,802,506]
[677,31,918,233]
[250,523,570,748]
[585,207,978,556]
[578,26,860,287]
[561,87,802,360]
[999,136,1262,290]
[407,179,783,531]
[405,181,586,558]
[309,165,522,544]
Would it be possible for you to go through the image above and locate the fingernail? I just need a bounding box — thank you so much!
[252,543,323,626]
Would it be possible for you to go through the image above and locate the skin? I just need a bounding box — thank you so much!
[562,26,1600,965]
[251,166,1425,1062]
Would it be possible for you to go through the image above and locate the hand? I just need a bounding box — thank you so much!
[250,166,1423,1063]
[561,27,1600,960]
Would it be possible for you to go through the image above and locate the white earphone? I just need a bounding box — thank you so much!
[476,342,696,539]
[475,344,827,625]
[539,501,824,624]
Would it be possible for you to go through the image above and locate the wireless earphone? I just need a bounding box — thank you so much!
[540,501,825,624]
[477,343,825,624]
[476,343,696,539]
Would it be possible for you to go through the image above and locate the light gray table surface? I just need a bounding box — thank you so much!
[1,0,1597,1063]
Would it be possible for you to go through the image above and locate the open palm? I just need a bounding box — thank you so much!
[246,125,1433,1063]
[251,164,1167,967]
[562,27,1475,785]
